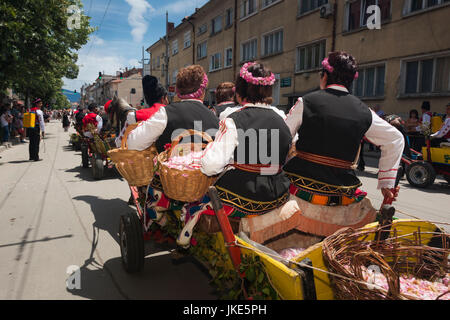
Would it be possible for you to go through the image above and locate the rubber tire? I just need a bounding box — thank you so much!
[92,155,104,180]
[119,212,145,273]
[444,175,450,184]
[81,144,89,168]
[406,161,436,188]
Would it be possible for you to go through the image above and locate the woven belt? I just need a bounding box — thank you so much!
[232,163,282,173]
[296,151,356,170]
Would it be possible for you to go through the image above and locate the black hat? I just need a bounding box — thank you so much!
[142,75,167,106]
[88,103,97,112]
[421,101,431,111]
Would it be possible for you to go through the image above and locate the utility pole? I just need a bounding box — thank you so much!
[165,11,170,91]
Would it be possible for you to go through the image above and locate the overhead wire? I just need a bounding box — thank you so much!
[85,0,112,57]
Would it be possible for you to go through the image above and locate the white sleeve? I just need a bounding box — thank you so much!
[96,115,103,131]
[284,98,304,138]
[201,118,238,176]
[423,113,431,124]
[219,107,242,121]
[126,111,137,125]
[431,118,450,138]
[364,110,405,189]
[37,110,45,132]
[126,107,168,151]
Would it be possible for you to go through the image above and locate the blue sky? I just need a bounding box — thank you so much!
[63,0,209,92]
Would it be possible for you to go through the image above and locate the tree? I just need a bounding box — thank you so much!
[0,0,94,106]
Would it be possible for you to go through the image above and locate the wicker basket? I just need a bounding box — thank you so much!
[107,123,158,187]
[157,129,216,203]
[322,225,450,300]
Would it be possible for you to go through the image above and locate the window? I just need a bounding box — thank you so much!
[295,40,326,72]
[225,8,234,28]
[172,39,178,55]
[298,0,328,15]
[225,48,233,67]
[197,41,207,60]
[403,0,449,15]
[210,53,222,72]
[241,39,257,62]
[240,0,258,19]
[198,23,207,35]
[262,29,283,56]
[211,16,222,35]
[172,70,178,84]
[184,32,191,49]
[157,56,160,68]
[403,55,450,95]
[262,0,281,8]
[345,0,391,32]
[353,65,386,98]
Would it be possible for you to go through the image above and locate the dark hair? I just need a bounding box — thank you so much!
[322,51,358,90]
[235,62,273,105]
[409,109,419,119]
[215,82,235,104]
[88,103,97,112]
[142,75,167,106]
[176,65,206,96]
[421,101,431,111]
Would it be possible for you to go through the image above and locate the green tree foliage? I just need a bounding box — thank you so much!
[0,0,94,105]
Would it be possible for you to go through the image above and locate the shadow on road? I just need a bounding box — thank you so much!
[72,195,130,245]
[66,253,217,300]
[64,166,122,182]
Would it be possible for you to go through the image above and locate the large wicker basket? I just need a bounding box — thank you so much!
[157,129,216,203]
[107,123,158,187]
[322,224,450,300]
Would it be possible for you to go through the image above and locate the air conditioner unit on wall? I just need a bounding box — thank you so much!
[320,3,334,19]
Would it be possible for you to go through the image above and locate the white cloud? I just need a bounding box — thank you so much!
[125,0,155,42]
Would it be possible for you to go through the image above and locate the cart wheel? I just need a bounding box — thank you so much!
[406,161,436,188]
[92,155,104,180]
[81,144,89,168]
[119,212,145,273]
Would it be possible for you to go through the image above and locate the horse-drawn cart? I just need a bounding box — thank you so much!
[118,185,450,300]
[79,124,116,180]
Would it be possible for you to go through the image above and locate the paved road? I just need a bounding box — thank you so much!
[0,121,448,300]
[0,122,216,300]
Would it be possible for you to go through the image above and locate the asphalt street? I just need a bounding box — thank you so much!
[0,121,448,300]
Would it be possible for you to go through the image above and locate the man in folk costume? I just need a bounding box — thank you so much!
[167,62,293,247]
[126,65,219,231]
[113,75,169,148]
[212,82,236,118]
[430,102,450,147]
[284,51,404,237]
[82,104,103,138]
[28,98,46,161]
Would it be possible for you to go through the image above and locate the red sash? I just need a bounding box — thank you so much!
[135,103,165,122]
[82,113,98,130]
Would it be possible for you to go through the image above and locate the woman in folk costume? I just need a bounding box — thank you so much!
[126,65,219,228]
[112,75,169,148]
[82,103,103,138]
[212,82,236,118]
[170,62,292,247]
[284,51,404,237]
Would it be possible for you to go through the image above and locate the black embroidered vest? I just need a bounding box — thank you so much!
[155,100,220,153]
[215,107,292,215]
[284,88,373,192]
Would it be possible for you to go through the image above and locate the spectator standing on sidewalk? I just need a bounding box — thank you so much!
[1,105,12,145]
[62,111,70,132]
[28,98,46,161]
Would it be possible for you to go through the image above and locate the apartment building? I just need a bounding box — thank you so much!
[147,0,450,114]
[81,68,144,108]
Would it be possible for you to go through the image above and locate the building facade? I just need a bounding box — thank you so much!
[147,0,450,115]
[81,68,144,108]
